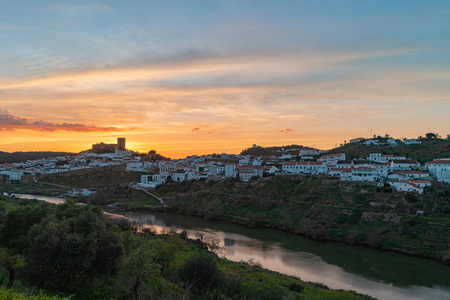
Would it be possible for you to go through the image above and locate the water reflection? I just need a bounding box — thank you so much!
[9,193,65,204]
[105,209,450,300]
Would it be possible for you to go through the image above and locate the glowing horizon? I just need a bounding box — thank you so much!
[1,1,449,158]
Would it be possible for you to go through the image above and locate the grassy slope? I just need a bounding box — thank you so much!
[41,166,160,208]
[1,166,160,209]
[154,176,450,264]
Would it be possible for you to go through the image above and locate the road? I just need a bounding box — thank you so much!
[131,186,166,207]
[36,181,71,189]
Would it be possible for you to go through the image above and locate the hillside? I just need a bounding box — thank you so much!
[153,175,450,264]
[0,151,74,164]
[241,144,318,156]
[327,138,450,162]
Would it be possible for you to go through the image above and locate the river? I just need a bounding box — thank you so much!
[8,194,450,300]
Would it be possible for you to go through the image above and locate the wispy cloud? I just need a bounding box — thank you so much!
[0,109,119,132]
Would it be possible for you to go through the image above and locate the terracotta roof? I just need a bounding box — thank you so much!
[330,168,352,172]
[396,171,427,174]
[392,159,419,164]
[354,166,375,170]
[400,180,431,184]
[426,159,450,164]
[283,161,323,165]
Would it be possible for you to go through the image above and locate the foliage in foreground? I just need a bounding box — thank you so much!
[0,196,374,299]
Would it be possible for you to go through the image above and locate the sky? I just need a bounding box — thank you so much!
[0,0,449,158]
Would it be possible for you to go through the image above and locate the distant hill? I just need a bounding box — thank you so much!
[327,138,450,163]
[241,144,318,156]
[0,151,74,164]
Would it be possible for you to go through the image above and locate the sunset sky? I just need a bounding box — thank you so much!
[1,1,449,158]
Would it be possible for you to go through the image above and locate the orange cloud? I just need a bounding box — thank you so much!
[280,128,293,134]
[0,109,118,132]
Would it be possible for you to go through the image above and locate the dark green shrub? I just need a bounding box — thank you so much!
[178,253,222,295]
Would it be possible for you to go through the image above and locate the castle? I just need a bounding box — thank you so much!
[92,137,126,153]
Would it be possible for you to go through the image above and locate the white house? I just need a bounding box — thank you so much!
[403,139,421,145]
[367,153,404,163]
[170,172,186,182]
[224,164,236,178]
[389,181,424,194]
[364,139,380,146]
[300,149,321,156]
[400,180,431,189]
[387,138,398,147]
[0,170,22,181]
[318,153,346,165]
[236,165,269,182]
[238,157,251,165]
[390,159,420,171]
[139,174,165,188]
[426,158,450,184]
[366,162,390,178]
[336,160,354,169]
[282,161,325,175]
[279,154,292,160]
[349,137,365,143]
[349,165,378,182]
[329,168,352,178]
[395,171,429,180]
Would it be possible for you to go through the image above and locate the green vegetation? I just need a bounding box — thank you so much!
[0,151,74,164]
[327,137,450,163]
[240,144,316,157]
[154,176,450,264]
[40,165,142,189]
[0,196,374,299]
[0,166,160,209]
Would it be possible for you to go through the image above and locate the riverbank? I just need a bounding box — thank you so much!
[3,174,450,266]
[0,195,375,299]
[149,176,450,266]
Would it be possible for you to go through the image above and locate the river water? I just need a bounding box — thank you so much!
[7,194,450,300]
[8,193,66,204]
[104,209,450,300]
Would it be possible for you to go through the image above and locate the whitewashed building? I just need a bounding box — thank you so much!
[282,161,325,175]
[426,158,450,184]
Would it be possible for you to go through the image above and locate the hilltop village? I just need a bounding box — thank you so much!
[1,137,449,195]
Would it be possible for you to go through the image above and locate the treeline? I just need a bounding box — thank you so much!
[0,197,373,299]
[0,151,74,164]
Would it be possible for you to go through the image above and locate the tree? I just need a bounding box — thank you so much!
[425,132,437,139]
[24,201,124,291]
[0,202,54,252]
[123,246,160,299]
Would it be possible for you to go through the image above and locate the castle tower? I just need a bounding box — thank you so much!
[117,137,126,151]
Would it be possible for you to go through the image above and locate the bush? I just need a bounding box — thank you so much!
[178,253,222,295]
[24,201,124,291]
